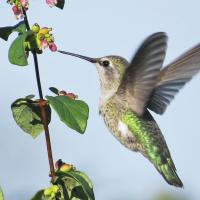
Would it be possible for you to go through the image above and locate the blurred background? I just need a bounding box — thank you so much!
[0,0,200,199]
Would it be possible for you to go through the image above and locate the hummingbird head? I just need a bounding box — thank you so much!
[94,55,128,91]
[58,51,129,102]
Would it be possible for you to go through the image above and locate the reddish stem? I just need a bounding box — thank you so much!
[39,100,55,181]
[22,8,55,181]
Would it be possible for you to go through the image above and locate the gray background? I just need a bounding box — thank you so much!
[0,1,200,199]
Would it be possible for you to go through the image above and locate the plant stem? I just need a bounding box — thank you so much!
[39,100,55,181]
[22,8,55,181]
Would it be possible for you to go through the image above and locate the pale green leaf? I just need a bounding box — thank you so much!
[8,30,34,66]
[46,96,89,134]
[11,98,51,138]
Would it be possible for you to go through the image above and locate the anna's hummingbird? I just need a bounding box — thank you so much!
[58,32,200,187]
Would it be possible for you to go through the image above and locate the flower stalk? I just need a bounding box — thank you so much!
[22,7,55,181]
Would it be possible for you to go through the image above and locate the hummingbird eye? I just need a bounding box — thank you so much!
[101,60,110,67]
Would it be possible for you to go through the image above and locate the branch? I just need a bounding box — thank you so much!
[22,7,55,181]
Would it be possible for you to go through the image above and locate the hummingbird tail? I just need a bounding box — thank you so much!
[157,162,183,188]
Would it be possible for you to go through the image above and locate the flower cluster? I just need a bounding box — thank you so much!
[31,23,57,52]
[46,0,57,7]
[7,0,29,19]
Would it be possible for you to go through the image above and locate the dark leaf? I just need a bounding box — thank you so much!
[11,98,51,138]
[0,21,26,41]
[56,0,65,9]
[49,87,59,95]
[8,30,34,66]
[46,96,89,134]
[71,186,88,199]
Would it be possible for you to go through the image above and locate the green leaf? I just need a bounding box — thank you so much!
[11,98,51,138]
[30,190,45,200]
[0,21,26,41]
[71,186,88,199]
[67,171,95,200]
[26,94,35,99]
[0,187,4,200]
[57,179,71,200]
[57,171,95,200]
[56,0,65,9]
[8,30,34,66]
[49,87,59,95]
[46,96,89,134]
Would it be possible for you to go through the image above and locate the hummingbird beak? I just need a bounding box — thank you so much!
[58,50,97,63]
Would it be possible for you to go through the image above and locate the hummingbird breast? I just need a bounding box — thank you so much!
[99,96,171,157]
[99,97,141,152]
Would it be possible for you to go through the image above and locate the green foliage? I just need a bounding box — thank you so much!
[11,97,51,138]
[31,169,95,200]
[26,94,36,99]
[59,171,95,200]
[0,21,26,41]
[153,193,187,200]
[46,96,89,134]
[31,190,45,200]
[56,0,65,9]
[8,30,34,66]
[49,87,59,95]
[0,187,4,200]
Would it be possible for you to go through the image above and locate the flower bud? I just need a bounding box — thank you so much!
[46,0,58,7]
[41,40,48,49]
[44,188,52,196]
[50,193,55,199]
[39,27,52,35]
[60,164,74,173]
[66,93,78,100]
[52,185,59,193]
[59,91,67,96]
[12,5,18,14]
[31,23,40,33]
[49,43,57,52]
[20,0,28,8]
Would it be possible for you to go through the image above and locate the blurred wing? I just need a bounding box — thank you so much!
[148,44,200,114]
[116,32,168,115]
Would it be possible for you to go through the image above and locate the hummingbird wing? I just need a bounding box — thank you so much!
[147,44,200,114]
[117,32,168,116]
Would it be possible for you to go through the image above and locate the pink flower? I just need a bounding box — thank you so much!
[46,0,57,7]
[49,43,57,52]
[41,40,49,49]
[20,0,29,9]
[8,0,29,19]
[12,5,23,19]
[12,5,19,14]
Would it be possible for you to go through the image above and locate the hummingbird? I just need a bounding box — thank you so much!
[58,32,200,187]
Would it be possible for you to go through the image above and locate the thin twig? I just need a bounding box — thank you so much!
[22,7,55,181]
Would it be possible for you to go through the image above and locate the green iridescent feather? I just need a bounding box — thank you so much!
[122,111,183,187]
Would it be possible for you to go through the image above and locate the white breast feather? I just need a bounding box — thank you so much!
[118,121,128,136]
